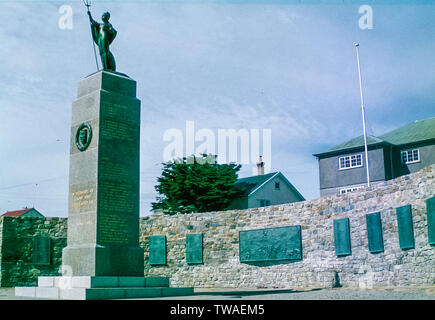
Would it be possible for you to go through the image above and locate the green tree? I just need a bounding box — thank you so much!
[152,154,243,215]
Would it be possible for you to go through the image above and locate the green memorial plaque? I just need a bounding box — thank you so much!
[396,205,415,250]
[186,233,203,264]
[366,212,384,253]
[149,235,166,265]
[239,226,302,263]
[33,236,51,265]
[333,218,352,256]
[427,196,435,245]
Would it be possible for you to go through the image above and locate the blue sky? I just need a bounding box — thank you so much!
[0,1,434,217]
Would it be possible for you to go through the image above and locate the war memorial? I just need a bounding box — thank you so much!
[0,4,433,301]
[13,7,194,300]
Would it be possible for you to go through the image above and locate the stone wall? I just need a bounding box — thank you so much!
[0,165,434,288]
[140,164,435,289]
[0,217,67,287]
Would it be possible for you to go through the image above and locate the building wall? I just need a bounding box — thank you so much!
[383,144,394,181]
[318,141,435,197]
[140,164,435,289]
[318,147,388,194]
[21,209,44,218]
[248,174,303,208]
[226,196,248,210]
[320,180,384,198]
[393,142,435,178]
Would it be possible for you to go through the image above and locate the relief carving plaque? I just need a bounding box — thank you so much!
[239,226,302,263]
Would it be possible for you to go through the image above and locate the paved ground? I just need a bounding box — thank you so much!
[189,286,435,300]
[1,286,435,300]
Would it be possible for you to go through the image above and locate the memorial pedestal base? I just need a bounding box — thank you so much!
[62,244,144,276]
[15,276,194,300]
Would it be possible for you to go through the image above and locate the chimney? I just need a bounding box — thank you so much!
[257,156,265,175]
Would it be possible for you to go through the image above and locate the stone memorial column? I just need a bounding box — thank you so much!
[62,70,143,276]
[16,70,192,299]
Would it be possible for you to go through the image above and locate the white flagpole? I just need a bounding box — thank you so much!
[355,43,371,188]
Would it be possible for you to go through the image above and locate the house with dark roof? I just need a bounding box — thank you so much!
[227,157,305,209]
[1,208,45,218]
[313,117,435,196]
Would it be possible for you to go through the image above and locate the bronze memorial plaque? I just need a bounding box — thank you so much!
[239,226,302,263]
[33,236,51,265]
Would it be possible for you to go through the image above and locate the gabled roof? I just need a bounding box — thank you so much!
[2,208,34,217]
[314,135,389,157]
[314,117,435,158]
[379,117,435,146]
[234,172,278,197]
[234,172,305,201]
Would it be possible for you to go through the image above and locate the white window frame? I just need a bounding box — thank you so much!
[339,185,365,195]
[338,154,363,170]
[401,149,420,164]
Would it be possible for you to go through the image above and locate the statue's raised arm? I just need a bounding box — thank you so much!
[87,10,95,24]
[87,11,99,45]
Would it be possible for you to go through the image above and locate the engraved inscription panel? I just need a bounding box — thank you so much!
[366,212,384,253]
[96,101,140,245]
[239,226,302,263]
[427,196,435,245]
[334,218,352,256]
[98,180,137,214]
[72,188,95,209]
[69,182,97,215]
[98,213,132,245]
[396,205,415,250]
[33,236,51,265]
[149,235,166,265]
[186,233,203,264]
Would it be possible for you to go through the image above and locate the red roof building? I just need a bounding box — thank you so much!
[1,208,45,218]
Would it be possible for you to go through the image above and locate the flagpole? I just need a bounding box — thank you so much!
[355,43,370,188]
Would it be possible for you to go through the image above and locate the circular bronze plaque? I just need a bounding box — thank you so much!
[75,123,92,152]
